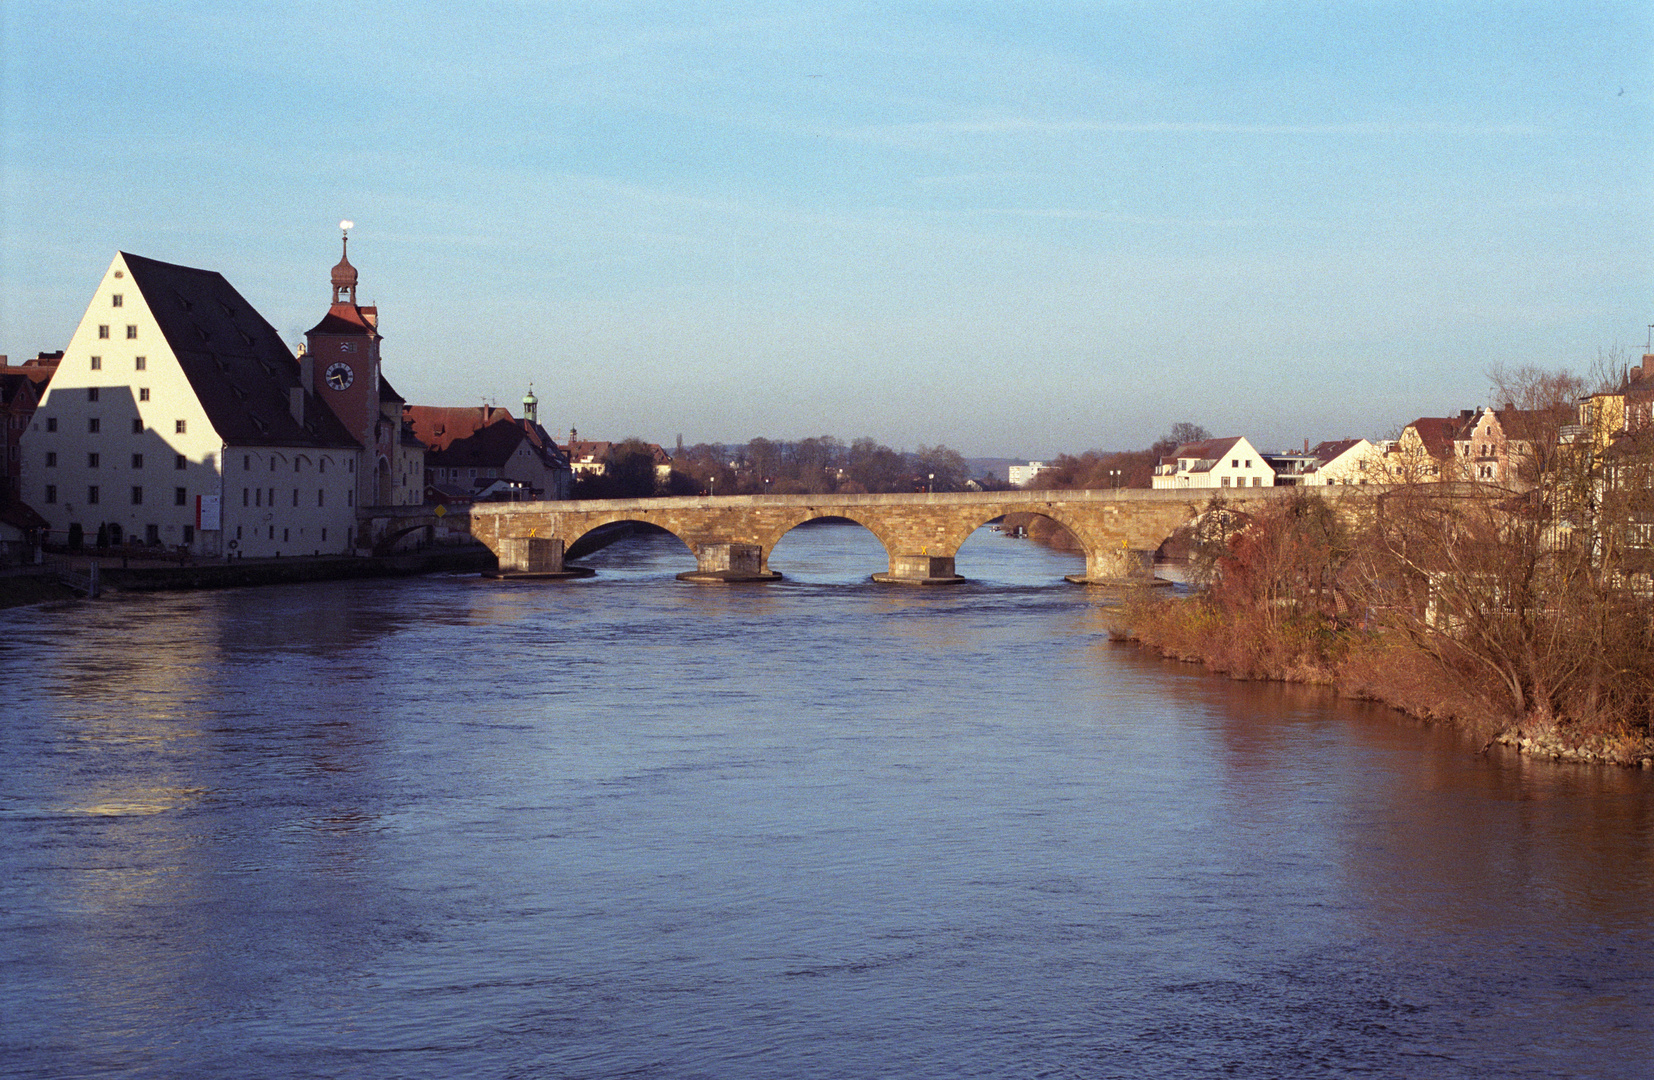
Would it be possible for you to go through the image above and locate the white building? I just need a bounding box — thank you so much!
[1008,461,1051,487]
[1300,438,1384,485]
[1151,436,1275,489]
[20,248,411,557]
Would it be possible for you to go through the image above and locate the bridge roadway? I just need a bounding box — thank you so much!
[447,485,1363,584]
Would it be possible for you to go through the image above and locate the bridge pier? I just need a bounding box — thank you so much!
[486,536,594,579]
[872,553,966,586]
[677,542,782,583]
[1064,546,1167,587]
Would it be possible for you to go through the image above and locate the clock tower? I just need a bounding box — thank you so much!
[305,225,384,510]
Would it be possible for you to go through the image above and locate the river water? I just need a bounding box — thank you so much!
[2,523,1650,1079]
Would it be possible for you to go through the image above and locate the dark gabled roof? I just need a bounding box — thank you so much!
[405,404,571,472]
[1310,438,1363,464]
[1,371,38,410]
[1158,436,1243,469]
[121,253,360,449]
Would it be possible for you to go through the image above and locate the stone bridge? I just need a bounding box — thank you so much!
[458,486,1363,584]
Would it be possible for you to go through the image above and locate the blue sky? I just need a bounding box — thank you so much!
[3,2,1649,457]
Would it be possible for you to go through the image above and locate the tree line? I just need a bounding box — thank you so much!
[573,436,991,500]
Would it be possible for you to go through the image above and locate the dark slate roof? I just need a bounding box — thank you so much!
[122,253,360,449]
[1158,436,1243,469]
[1310,438,1363,464]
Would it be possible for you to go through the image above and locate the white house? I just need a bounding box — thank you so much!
[1300,438,1383,485]
[1151,436,1275,489]
[20,250,394,557]
[1008,461,1051,487]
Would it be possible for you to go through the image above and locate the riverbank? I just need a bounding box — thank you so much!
[0,546,496,608]
[1115,590,1654,768]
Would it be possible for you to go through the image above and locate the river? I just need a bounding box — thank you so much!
[2,523,1650,1079]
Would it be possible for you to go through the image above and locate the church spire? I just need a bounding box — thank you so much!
[331,220,358,305]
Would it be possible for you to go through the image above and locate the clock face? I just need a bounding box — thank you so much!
[325,362,354,391]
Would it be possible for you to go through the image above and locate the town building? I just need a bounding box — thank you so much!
[564,430,673,480]
[1151,436,1275,489]
[19,244,420,557]
[404,391,572,504]
[1008,461,1051,487]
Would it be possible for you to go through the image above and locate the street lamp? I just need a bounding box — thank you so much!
[928,472,935,493]
[1109,469,1122,489]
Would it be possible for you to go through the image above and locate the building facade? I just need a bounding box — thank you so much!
[20,251,380,556]
[1152,437,1275,489]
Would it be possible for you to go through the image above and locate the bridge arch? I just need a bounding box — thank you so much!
[564,514,698,562]
[757,508,907,571]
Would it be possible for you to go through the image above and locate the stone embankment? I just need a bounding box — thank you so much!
[0,547,495,608]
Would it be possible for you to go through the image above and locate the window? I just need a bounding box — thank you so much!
[268,526,274,540]
[134,356,146,371]
[291,489,298,507]
[236,526,242,539]
[175,487,187,506]
[319,459,326,474]
[45,417,56,432]
[183,525,193,544]
[317,489,324,506]
[321,528,327,541]
[131,419,143,434]
[44,485,56,504]
[131,485,144,505]
[45,452,56,467]
[1252,477,1261,487]
[347,490,353,507]
[255,488,261,507]
[98,325,109,339]
[175,454,186,469]
[111,294,123,307]
[243,455,251,471]
[138,388,149,401]
[131,453,143,468]
[1231,459,1239,468]
[126,325,137,339]
[174,419,186,434]
[283,528,289,542]
[88,418,99,433]
[294,459,301,473]
[146,524,159,545]
[243,488,249,506]
[87,485,99,505]
[87,387,99,402]
[90,356,102,371]
[87,453,99,468]
[269,458,276,472]
[1220,477,1231,487]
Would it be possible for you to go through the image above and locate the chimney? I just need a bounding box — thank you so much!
[1503,401,1514,413]
[299,349,314,393]
[1303,437,1309,453]
[1460,409,1473,420]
